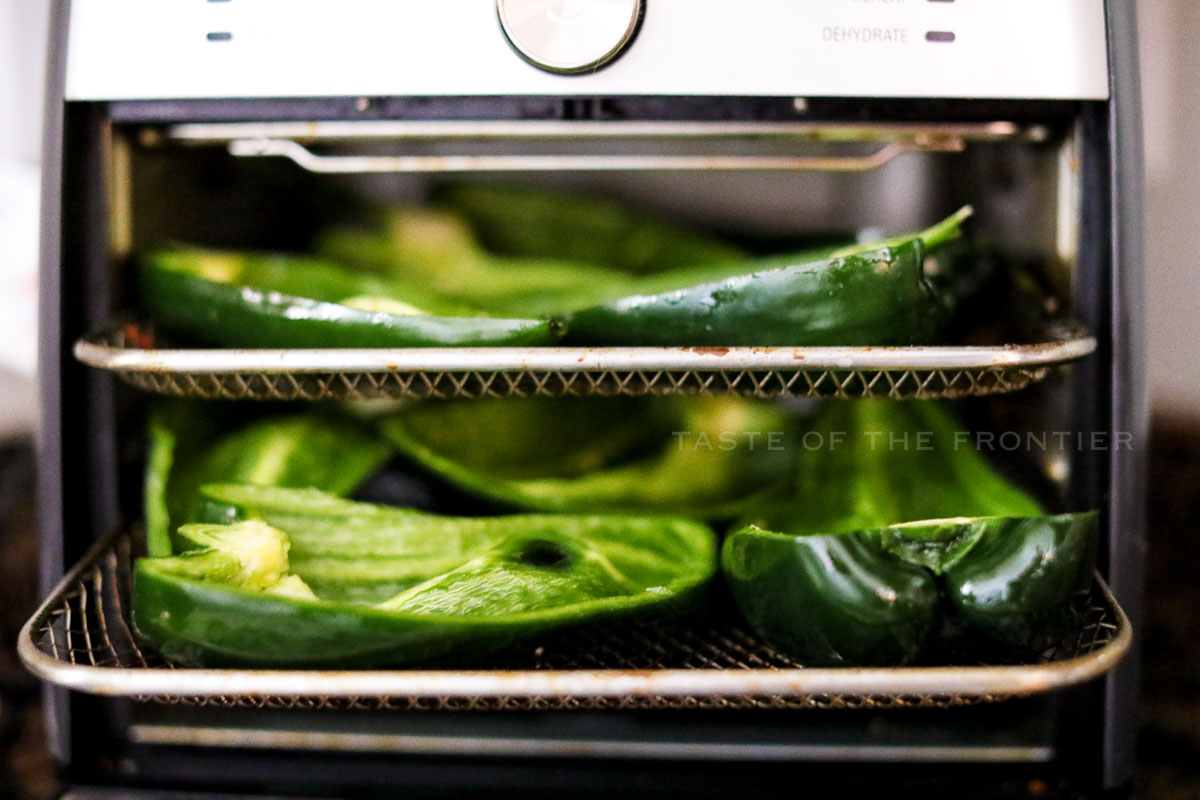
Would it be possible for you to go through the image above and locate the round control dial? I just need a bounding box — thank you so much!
[497,0,644,74]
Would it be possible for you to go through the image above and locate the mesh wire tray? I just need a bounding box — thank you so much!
[74,320,1096,401]
[20,528,1130,712]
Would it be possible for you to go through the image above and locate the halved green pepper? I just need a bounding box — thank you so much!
[319,206,848,317]
[378,396,795,518]
[722,400,1096,665]
[145,405,391,557]
[936,513,1098,649]
[195,482,431,527]
[558,208,972,347]
[317,207,645,318]
[140,248,561,348]
[133,508,716,667]
[723,512,1098,666]
[744,399,1044,535]
[723,525,940,666]
[433,183,748,274]
[196,484,480,603]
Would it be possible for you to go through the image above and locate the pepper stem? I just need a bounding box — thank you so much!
[918,205,975,251]
[831,205,974,258]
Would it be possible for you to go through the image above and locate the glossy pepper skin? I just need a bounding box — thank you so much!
[940,513,1098,649]
[560,240,944,347]
[140,249,561,348]
[557,208,972,347]
[723,526,940,666]
[723,513,1098,666]
[723,399,1095,665]
[318,206,865,316]
[132,510,716,668]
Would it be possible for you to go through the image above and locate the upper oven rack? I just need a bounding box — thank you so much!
[19,527,1130,712]
[75,319,1096,401]
[149,119,1047,174]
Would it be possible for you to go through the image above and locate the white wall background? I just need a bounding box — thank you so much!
[1139,0,1200,418]
[0,0,48,439]
[0,1,1193,432]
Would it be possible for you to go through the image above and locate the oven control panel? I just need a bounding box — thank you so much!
[65,0,1109,101]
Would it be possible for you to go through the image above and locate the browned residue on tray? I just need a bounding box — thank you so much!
[123,323,157,350]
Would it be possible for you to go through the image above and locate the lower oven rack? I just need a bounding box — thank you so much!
[20,528,1131,711]
[73,320,1097,401]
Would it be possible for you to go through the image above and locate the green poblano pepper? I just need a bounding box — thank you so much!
[196,484,485,604]
[558,208,972,347]
[937,513,1098,649]
[378,396,795,518]
[140,248,562,348]
[744,399,1044,535]
[723,525,940,667]
[722,400,1097,665]
[432,183,748,274]
[316,206,645,318]
[144,406,391,557]
[724,513,1098,667]
[132,506,716,668]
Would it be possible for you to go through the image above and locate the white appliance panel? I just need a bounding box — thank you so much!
[65,0,1109,102]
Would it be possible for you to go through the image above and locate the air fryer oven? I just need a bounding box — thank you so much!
[29,1,1144,797]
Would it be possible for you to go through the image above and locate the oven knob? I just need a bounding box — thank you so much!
[497,0,644,74]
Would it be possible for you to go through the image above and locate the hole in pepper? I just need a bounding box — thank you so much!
[516,539,573,569]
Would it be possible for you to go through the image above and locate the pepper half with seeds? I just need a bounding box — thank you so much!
[132,498,716,668]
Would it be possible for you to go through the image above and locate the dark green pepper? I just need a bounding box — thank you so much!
[722,399,1096,665]
[558,208,971,347]
[746,399,1044,535]
[723,512,1097,666]
[865,513,1099,651]
[145,405,391,556]
[319,207,852,318]
[723,525,940,666]
[378,396,794,518]
[132,508,716,667]
[939,513,1098,649]
[434,183,748,274]
[140,248,561,348]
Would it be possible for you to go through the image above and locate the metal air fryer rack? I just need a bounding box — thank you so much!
[20,527,1131,711]
[75,320,1096,401]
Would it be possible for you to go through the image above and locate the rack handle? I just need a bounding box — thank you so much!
[226,137,964,173]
